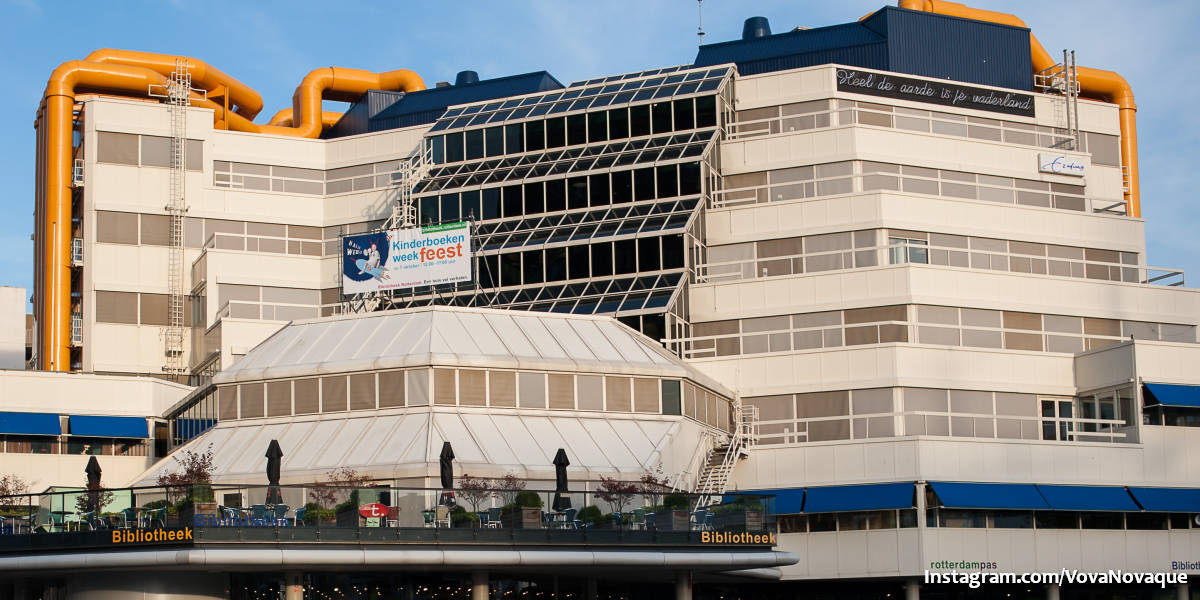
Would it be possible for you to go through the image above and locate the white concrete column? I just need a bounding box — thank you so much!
[675,571,692,600]
[285,571,304,600]
[1046,583,1060,600]
[905,578,920,600]
[1177,581,1189,600]
[472,570,489,600]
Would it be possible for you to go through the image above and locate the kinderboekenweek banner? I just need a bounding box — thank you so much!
[341,222,471,295]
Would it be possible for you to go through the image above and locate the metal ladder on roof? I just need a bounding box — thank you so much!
[1033,49,1080,152]
[693,404,758,509]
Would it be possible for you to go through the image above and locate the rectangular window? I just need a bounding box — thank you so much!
[523,250,544,284]
[218,386,238,420]
[567,113,587,146]
[95,290,139,324]
[464,129,484,160]
[482,187,501,220]
[239,383,264,418]
[548,374,575,409]
[139,293,168,326]
[97,132,139,165]
[140,135,172,168]
[434,369,457,405]
[608,107,629,139]
[587,111,608,143]
[614,239,637,274]
[545,180,566,212]
[656,164,678,198]
[294,378,320,414]
[605,377,632,411]
[695,95,717,128]
[578,375,604,410]
[661,380,682,415]
[96,211,139,245]
[545,117,566,148]
[611,170,633,203]
[460,370,487,406]
[445,132,464,163]
[588,173,609,207]
[651,101,672,134]
[406,369,430,406]
[489,370,516,407]
[484,126,504,157]
[638,237,660,271]
[568,245,589,280]
[633,378,658,413]
[267,380,292,417]
[545,247,567,282]
[519,372,546,408]
[349,373,376,410]
[525,120,545,151]
[634,167,655,201]
[321,376,348,412]
[523,182,544,215]
[591,242,613,276]
[630,104,651,137]
[504,123,524,154]
[378,371,405,408]
[673,99,695,131]
[568,176,588,209]
[502,185,523,218]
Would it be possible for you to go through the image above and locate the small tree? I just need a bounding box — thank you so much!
[0,474,29,499]
[457,473,494,512]
[308,467,372,509]
[494,472,526,507]
[75,479,114,514]
[595,476,638,514]
[638,471,669,509]
[156,444,215,503]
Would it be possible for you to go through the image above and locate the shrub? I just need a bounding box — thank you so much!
[514,491,543,509]
[662,494,689,511]
[576,505,603,524]
[450,506,480,527]
[596,476,639,513]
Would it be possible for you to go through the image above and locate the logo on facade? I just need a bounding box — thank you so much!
[111,527,194,545]
[1038,152,1088,176]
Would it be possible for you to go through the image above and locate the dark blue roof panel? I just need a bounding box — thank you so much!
[803,482,915,513]
[1035,485,1139,512]
[930,482,1049,510]
[0,412,60,436]
[68,415,148,439]
[1128,487,1200,512]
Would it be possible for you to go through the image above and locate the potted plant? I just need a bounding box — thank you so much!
[334,490,363,527]
[301,502,336,526]
[576,505,603,528]
[450,506,480,528]
[711,496,765,532]
[651,494,691,531]
[502,491,543,529]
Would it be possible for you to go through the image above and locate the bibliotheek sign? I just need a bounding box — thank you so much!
[836,68,1035,117]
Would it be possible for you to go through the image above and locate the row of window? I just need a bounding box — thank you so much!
[94,210,330,249]
[417,131,715,194]
[211,369,732,431]
[427,96,718,165]
[96,132,202,171]
[717,160,1092,214]
[94,291,201,327]
[703,227,1142,285]
[475,236,686,289]
[473,199,697,253]
[0,435,149,456]
[418,162,702,224]
[776,509,1199,533]
[684,305,1196,359]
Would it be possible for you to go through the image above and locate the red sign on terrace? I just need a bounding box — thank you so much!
[359,503,388,518]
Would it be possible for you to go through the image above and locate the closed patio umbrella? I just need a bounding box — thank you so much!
[552,448,571,511]
[85,456,102,512]
[265,439,283,504]
[439,442,455,506]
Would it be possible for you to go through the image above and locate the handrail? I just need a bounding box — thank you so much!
[695,241,1183,287]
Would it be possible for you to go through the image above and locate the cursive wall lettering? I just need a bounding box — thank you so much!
[836,68,1035,117]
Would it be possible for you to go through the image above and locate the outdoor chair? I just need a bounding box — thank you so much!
[293,506,307,527]
[422,510,435,528]
[120,508,138,528]
[644,512,656,531]
[563,508,577,529]
[613,512,624,529]
[487,507,502,528]
[250,504,268,524]
[477,512,490,528]
[703,512,714,531]
[435,506,451,528]
[270,504,289,526]
[632,508,647,530]
[143,507,166,528]
[386,506,400,528]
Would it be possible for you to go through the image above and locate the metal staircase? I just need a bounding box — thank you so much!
[693,404,758,509]
[344,143,434,314]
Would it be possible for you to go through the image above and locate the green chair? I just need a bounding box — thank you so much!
[632,508,647,530]
[120,508,138,528]
[422,510,435,528]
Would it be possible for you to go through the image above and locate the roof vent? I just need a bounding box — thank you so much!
[742,16,771,40]
[455,70,480,86]
[435,81,451,88]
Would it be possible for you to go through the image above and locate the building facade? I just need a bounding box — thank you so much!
[7,1,1200,599]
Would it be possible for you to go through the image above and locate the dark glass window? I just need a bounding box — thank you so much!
[440,194,460,222]
[661,380,681,415]
[546,117,566,148]
[696,95,717,128]
[1080,512,1124,530]
[460,190,481,221]
[569,245,589,279]
[587,111,608,143]
[662,234,684,269]
[679,162,701,196]
[638,237,660,271]
[672,99,695,131]
[608,108,629,140]
[990,510,1033,528]
[525,120,545,151]
[1126,512,1167,530]
[567,114,587,146]
[465,129,484,160]
[419,197,439,224]
[478,254,499,288]
[651,102,672,134]
[502,185,523,217]
[1034,511,1079,529]
[809,514,836,532]
[504,123,524,154]
[614,239,637,274]
[523,250,544,284]
[611,170,633,204]
[545,180,566,212]
[634,167,655,201]
[1170,514,1191,529]
[484,126,504,157]
[568,176,589,210]
[445,132,464,162]
[656,164,678,198]
[588,173,610,207]
[524,182,545,215]
[500,252,522,286]
[545,247,567,282]
[630,104,651,137]
[482,188,501,220]
[591,242,613,276]
[429,135,445,164]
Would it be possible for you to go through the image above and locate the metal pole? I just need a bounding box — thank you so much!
[471,570,488,600]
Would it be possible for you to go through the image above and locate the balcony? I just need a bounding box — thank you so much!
[70,313,82,346]
[71,238,83,266]
[71,158,83,188]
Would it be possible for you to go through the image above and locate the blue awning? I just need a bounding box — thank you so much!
[1143,384,1200,408]
[803,482,915,513]
[1035,485,1139,511]
[0,412,61,436]
[930,482,1049,510]
[1128,487,1200,512]
[68,415,148,439]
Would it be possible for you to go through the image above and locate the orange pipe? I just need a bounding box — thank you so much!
[267,108,344,129]
[38,61,174,370]
[895,0,1140,217]
[84,49,263,120]
[288,67,423,138]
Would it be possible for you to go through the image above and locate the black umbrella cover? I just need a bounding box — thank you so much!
[552,448,570,492]
[85,456,102,489]
[265,439,284,487]
[439,442,455,490]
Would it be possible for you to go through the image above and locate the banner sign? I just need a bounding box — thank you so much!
[836,68,1035,117]
[1038,152,1088,177]
[342,222,472,294]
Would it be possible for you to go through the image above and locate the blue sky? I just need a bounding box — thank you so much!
[0,0,1197,305]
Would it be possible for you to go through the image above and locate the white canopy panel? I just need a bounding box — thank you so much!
[213,306,730,396]
[136,408,713,487]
